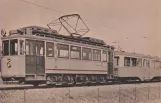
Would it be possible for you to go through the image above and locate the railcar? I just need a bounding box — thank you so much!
[114,51,161,82]
[1,26,114,86]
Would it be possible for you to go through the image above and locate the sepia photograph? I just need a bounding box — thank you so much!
[0,0,161,103]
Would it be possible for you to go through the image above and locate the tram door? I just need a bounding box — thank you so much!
[25,40,45,79]
[108,51,114,78]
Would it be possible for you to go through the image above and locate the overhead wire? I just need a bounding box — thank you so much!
[16,0,116,30]
[15,0,136,47]
[17,0,66,14]
[13,0,143,52]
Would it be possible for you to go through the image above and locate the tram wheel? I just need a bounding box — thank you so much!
[33,83,39,87]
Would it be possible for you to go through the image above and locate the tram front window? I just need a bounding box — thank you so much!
[2,40,9,56]
[10,39,18,55]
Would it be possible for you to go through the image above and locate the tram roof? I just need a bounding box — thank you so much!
[115,51,161,60]
[6,26,114,50]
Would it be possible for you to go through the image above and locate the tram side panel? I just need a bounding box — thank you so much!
[45,55,108,75]
[114,55,145,81]
[1,56,25,81]
[57,59,107,74]
[45,46,109,84]
[148,65,161,81]
[0,57,1,76]
[45,42,109,76]
[114,51,161,82]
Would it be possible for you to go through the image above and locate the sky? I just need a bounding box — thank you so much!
[0,0,161,56]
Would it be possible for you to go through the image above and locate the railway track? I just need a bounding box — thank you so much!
[0,80,159,91]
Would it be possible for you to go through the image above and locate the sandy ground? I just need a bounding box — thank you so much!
[0,83,161,103]
[138,99,161,103]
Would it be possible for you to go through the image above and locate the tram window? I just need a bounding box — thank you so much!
[102,50,107,62]
[57,44,69,58]
[124,57,130,66]
[35,41,44,56]
[159,61,161,68]
[25,41,29,55]
[131,58,137,66]
[155,61,161,68]
[82,47,92,60]
[114,56,119,66]
[143,59,146,67]
[25,40,35,55]
[20,40,24,55]
[146,60,150,68]
[136,58,142,67]
[2,40,9,56]
[70,45,81,59]
[151,60,155,68]
[46,42,54,57]
[93,49,101,61]
[10,39,18,55]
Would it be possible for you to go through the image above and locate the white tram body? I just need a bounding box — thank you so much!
[114,51,161,81]
[1,26,114,85]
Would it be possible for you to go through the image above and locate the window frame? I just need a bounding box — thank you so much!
[131,57,137,67]
[93,49,101,61]
[70,45,81,60]
[124,57,131,67]
[114,56,120,66]
[57,43,69,59]
[25,39,44,56]
[25,39,36,56]
[102,50,108,62]
[35,40,44,56]
[143,59,147,68]
[82,47,92,61]
[146,59,150,68]
[46,42,54,57]
[151,60,156,68]
[136,58,142,67]
[155,60,161,69]
[10,39,18,56]
[20,40,24,55]
[2,40,9,56]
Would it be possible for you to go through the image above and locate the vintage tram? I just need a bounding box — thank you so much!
[114,51,161,82]
[1,26,114,86]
